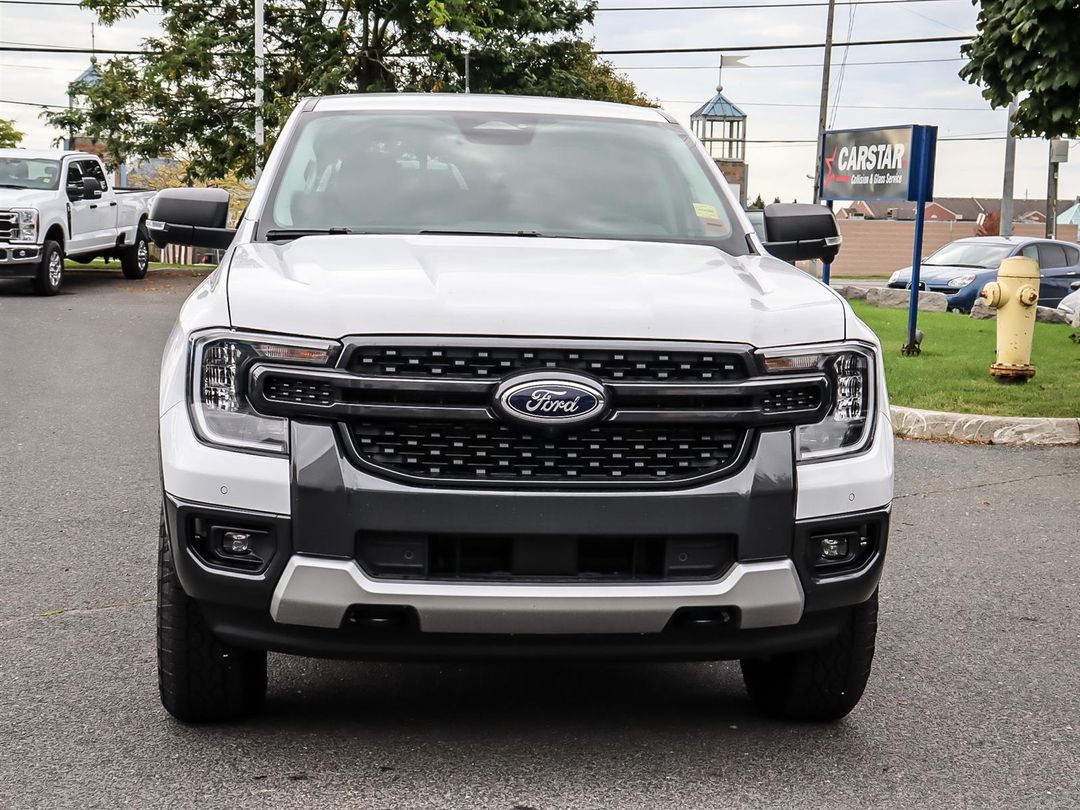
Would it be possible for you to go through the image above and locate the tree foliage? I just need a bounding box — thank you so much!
[46,0,651,180]
[748,193,765,210]
[0,118,24,148]
[960,0,1080,137]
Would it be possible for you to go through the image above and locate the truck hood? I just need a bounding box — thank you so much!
[0,188,56,208]
[226,235,845,347]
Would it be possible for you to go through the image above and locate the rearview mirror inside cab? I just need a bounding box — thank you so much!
[762,203,842,264]
[148,187,236,250]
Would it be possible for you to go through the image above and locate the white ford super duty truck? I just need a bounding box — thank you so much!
[0,149,156,294]
[151,94,893,724]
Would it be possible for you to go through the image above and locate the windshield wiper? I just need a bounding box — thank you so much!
[924,262,984,268]
[264,227,354,241]
[0,183,28,189]
[418,229,547,238]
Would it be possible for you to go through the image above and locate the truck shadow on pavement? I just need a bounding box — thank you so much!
[254,656,776,732]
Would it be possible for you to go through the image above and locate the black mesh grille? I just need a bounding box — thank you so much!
[761,386,822,413]
[264,375,335,406]
[349,421,745,484]
[347,344,747,382]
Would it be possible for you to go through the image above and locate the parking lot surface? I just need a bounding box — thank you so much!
[1,270,1078,809]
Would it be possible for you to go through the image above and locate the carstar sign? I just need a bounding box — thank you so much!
[819,125,936,203]
[819,124,938,355]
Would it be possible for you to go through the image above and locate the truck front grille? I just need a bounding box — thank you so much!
[0,212,17,241]
[346,343,748,382]
[348,420,746,485]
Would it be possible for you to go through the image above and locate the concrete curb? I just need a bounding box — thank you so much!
[890,405,1080,446]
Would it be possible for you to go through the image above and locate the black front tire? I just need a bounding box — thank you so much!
[32,240,64,296]
[740,590,879,722]
[121,224,151,280]
[157,510,268,723]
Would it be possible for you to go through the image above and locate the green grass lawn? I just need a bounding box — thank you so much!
[851,301,1080,418]
[65,258,205,271]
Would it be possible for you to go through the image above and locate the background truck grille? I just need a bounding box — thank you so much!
[0,212,17,241]
[347,344,748,382]
[348,420,745,484]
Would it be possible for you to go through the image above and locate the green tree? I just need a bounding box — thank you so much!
[46,0,649,180]
[0,118,24,148]
[772,196,781,205]
[961,0,1080,137]
[748,193,765,210]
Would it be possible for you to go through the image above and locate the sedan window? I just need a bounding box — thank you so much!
[1036,243,1068,269]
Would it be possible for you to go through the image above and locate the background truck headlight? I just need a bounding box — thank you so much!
[189,330,339,454]
[761,343,876,461]
[12,208,38,243]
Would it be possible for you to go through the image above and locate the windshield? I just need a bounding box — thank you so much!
[0,158,61,190]
[924,241,1013,268]
[260,110,746,254]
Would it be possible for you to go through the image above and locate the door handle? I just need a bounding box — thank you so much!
[89,203,98,209]
[109,201,118,207]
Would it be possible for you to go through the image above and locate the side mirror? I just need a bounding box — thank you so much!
[148,187,236,250]
[82,176,103,199]
[762,203,842,263]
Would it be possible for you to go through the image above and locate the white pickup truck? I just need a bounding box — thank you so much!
[151,94,892,724]
[0,149,157,295]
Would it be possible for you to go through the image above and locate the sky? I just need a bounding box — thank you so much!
[1,0,1077,204]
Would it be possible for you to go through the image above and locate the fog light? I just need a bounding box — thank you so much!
[221,531,252,555]
[818,535,849,561]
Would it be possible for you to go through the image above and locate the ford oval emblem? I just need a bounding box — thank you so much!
[495,374,607,426]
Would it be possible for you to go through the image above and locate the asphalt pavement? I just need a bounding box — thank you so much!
[1,269,1078,809]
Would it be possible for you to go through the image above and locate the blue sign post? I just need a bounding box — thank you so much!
[819,124,938,355]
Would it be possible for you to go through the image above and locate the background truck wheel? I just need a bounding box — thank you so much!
[740,590,879,722]
[32,240,65,296]
[157,509,267,722]
[121,225,151,280]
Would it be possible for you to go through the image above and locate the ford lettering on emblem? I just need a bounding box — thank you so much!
[495,373,607,426]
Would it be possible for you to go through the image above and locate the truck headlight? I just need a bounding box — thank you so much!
[12,208,38,243]
[189,330,339,454]
[761,343,876,461]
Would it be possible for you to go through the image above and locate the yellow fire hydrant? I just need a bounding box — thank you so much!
[979,256,1039,382]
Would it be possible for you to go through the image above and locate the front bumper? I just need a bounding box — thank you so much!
[162,418,890,660]
[0,244,42,275]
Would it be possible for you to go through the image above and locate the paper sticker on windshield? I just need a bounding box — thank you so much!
[693,203,720,219]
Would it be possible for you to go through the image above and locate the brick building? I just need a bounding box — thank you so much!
[837,197,1080,226]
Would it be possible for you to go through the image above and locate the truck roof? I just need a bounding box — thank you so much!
[0,148,90,161]
[310,93,672,123]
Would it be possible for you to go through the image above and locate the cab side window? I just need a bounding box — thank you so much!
[81,159,108,191]
[1064,245,1080,266]
[1036,243,1068,269]
[65,161,85,199]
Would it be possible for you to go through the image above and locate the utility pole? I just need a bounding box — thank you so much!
[254,0,265,175]
[811,0,837,205]
[1046,140,1068,239]
[1000,97,1018,237]
[464,48,471,94]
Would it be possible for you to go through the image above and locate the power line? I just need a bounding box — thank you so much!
[614,56,966,68]
[595,34,971,55]
[659,99,997,111]
[0,34,972,57]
